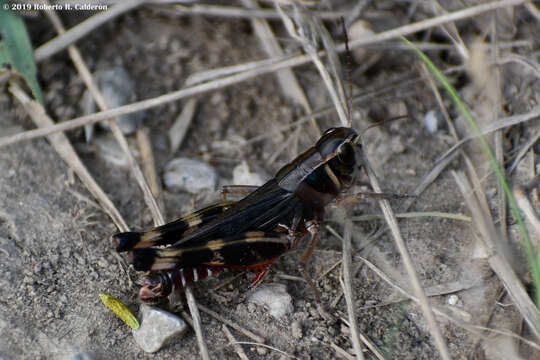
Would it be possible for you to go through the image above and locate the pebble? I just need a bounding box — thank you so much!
[447,294,459,306]
[348,20,375,63]
[424,110,445,134]
[163,158,218,194]
[71,350,94,360]
[256,346,268,356]
[247,283,293,318]
[471,240,488,259]
[82,67,145,141]
[232,161,266,186]
[133,304,188,353]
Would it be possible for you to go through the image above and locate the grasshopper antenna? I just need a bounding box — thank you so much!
[352,115,408,145]
[341,17,354,126]
[359,115,408,137]
[339,18,407,140]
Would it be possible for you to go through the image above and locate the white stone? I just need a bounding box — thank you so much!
[133,304,188,353]
[447,294,459,306]
[248,283,293,318]
[232,161,266,186]
[163,158,218,194]
[82,67,144,142]
[424,110,444,134]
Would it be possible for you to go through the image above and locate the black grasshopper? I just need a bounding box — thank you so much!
[113,127,363,304]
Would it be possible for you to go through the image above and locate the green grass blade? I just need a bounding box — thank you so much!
[0,1,43,105]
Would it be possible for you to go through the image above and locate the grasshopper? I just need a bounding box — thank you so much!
[113,127,363,304]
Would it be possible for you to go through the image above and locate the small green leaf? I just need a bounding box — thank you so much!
[99,293,140,330]
[0,1,43,105]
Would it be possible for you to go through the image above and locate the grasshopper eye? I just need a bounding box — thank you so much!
[337,142,355,165]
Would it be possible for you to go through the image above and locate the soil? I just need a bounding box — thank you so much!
[1,2,539,359]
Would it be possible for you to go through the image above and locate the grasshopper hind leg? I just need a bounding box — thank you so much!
[299,213,323,300]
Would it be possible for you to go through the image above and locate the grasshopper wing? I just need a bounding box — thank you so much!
[130,231,289,271]
[112,202,234,252]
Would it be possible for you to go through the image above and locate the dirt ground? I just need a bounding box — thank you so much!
[1,1,539,359]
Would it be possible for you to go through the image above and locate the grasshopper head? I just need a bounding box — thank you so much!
[316,127,363,187]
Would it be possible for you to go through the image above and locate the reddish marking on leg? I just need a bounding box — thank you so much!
[223,257,278,271]
[249,269,269,289]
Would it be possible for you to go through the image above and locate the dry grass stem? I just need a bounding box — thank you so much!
[463,157,492,225]
[242,0,319,134]
[356,332,384,360]
[2,0,527,150]
[179,309,194,328]
[508,131,540,174]
[330,342,355,360]
[436,105,540,164]
[197,303,266,344]
[525,2,540,20]
[184,289,210,360]
[168,98,197,154]
[338,214,365,360]
[276,274,305,282]
[308,53,349,127]
[222,324,249,360]
[337,316,385,360]
[7,83,129,232]
[421,64,459,140]
[157,2,347,20]
[44,9,165,226]
[137,127,165,217]
[360,277,483,310]
[35,0,146,62]
[452,171,540,340]
[184,57,286,86]
[427,0,469,60]
[514,186,540,240]
[276,2,349,126]
[497,55,540,83]
[316,259,342,281]
[352,211,471,222]
[344,0,370,27]
[346,0,528,51]
[490,23,509,254]
[469,325,540,352]
[363,158,451,360]
[360,40,531,51]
